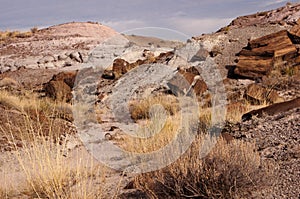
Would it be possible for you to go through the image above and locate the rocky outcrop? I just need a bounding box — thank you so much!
[0,22,117,72]
[44,71,77,102]
[224,107,300,198]
[234,30,299,79]
[167,67,208,96]
[103,51,175,80]
[222,3,300,30]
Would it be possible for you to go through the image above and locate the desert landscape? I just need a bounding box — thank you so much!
[0,2,299,199]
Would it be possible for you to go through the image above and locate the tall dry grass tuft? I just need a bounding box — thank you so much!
[11,129,106,199]
[133,136,274,198]
[129,95,179,121]
[1,91,106,198]
[6,114,106,199]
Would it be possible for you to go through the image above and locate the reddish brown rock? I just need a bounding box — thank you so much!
[235,30,297,79]
[112,58,130,78]
[44,71,77,102]
[242,97,300,121]
[104,51,175,80]
[168,67,208,96]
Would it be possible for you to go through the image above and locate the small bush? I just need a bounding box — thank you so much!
[30,27,38,34]
[134,137,274,198]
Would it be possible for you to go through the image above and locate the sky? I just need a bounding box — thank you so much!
[0,0,299,40]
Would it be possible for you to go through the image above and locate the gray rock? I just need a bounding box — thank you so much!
[70,52,83,63]
[58,54,68,61]
[38,55,55,64]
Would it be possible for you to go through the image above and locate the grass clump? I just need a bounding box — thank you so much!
[129,95,179,121]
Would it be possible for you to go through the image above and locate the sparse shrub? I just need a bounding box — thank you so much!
[30,27,38,34]
[134,137,274,198]
[223,26,230,32]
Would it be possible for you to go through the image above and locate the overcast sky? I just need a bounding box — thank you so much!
[0,0,298,39]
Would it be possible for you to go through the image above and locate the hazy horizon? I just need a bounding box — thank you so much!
[1,0,298,39]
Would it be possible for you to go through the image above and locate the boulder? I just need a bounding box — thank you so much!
[288,24,300,44]
[38,55,55,64]
[234,30,297,79]
[112,58,130,78]
[43,71,77,102]
[168,67,208,96]
[69,52,83,63]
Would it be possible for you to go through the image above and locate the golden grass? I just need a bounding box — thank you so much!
[2,109,105,198]
[0,88,275,198]
[122,115,180,153]
[0,90,111,198]
[0,188,6,199]
[0,29,34,42]
[14,137,105,199]
[129,95,179,121]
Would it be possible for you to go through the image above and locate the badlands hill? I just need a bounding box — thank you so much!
[0,3,299,199]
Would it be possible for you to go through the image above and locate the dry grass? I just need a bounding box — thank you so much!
[0,30,33,42]
[0,90,110,198]
[0,88,275,198]
[1,104,105,198]
[124,99,273,198]
[0,90,73,140]
[14,136,105,199]
[133,137,274,198]
[129,95,179,121]
[122,115,181,153]
[0,188,6,199]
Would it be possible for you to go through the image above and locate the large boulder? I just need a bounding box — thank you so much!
[167,67,208,96]
[234,30,298,79]
[44,71,77,102]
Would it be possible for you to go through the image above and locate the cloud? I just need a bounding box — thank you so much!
[102,19,147,32]
[167,17,233,36]
[259,0,290,8]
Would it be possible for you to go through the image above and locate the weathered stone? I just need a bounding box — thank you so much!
[112,58,129,78]
[168,67,207,96]
[288,24,300,44]
[43,71,77,102]
[235,30,297,79]
[38,55,55,64]
[242,97,300,121]
[69,52,83,63]
[58,54,68,61]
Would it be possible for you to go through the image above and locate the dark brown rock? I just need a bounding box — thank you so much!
[235,30,297,79]
[112,58,130,78]
[242,97,300,121]
[43,71,77,102]
[168,67,208,96]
